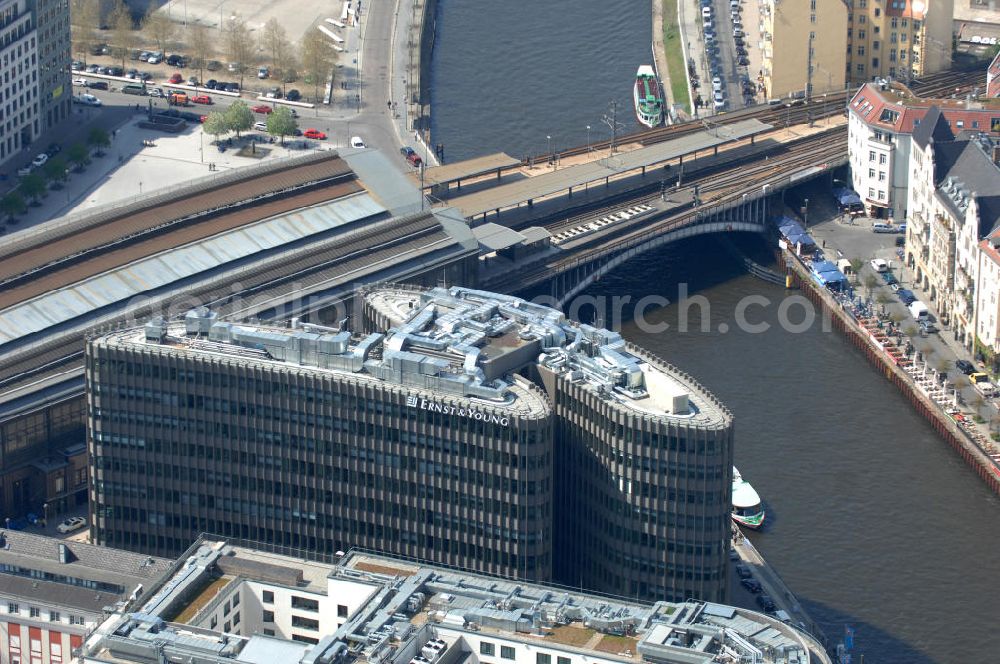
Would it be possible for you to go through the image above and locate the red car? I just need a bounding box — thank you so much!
[199,115,208,123]
[168,72,183,84]
[303,128,327,140]
[191,95,212,105]
[251,105,272,114]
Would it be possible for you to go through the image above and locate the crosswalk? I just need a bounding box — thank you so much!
[551,204,655,245]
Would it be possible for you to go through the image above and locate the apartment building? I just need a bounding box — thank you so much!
[73,538,825,664]
[977,236,1000,369]
[758,0,848,99]
[0,530,171,664]
[33,0,71,131]
[905,111,1000,349]
[87,286,734,604]
[848,81,1000,219]
[846,0,954,85]
[0,0,39,167]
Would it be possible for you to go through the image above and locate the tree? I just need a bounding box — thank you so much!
[67,142,90,171]
[263,18,296,95]
[188,24,214,89]
[110,1,139,68]
[87,127,110,155]
[862,274,878,298]
[19,173,48,205]
[203,111,230,141]
[142,6,174,54]
[70,0,101,63]
[0,191,26,223]
[266,107,297,144]
[224,100,253,138]
[301,27,336,101]
[224,16,255,90]
[42,157,69,188]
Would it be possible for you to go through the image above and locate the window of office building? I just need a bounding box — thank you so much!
[262,610,274,623]
[481,642,495,657]
[537,654,551,664]
[337,604,348,618]
[501,646,516,660]
[557,658,570,664]
[291,596,319,612]
[293,635,319,645]
[8,603,17,613]
[262,590,274,604]
[291,616,319,631]
[49,611,60,621]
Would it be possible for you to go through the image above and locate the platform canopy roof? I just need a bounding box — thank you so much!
[447,119,772,218]
[419,152,522,188]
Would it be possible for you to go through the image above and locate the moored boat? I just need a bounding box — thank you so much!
[732,466,765,529]
[633,65,663,128]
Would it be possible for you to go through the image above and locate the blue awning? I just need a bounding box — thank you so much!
[812,260,839,273]
[786,232,816,247]
[833,187,862,206]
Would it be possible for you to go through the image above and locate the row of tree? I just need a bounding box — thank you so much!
[70,0,338,99]
[0,129,111,223]
[201,102,300,144]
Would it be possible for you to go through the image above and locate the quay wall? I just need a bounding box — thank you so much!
[784,251,1000,496]
[408,0,438,142]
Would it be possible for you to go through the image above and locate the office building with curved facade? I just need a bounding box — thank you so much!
[87,286,733,603]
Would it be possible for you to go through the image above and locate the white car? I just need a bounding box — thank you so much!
[16,165,32,176]
[253,121,268,131]
[350,136,366,148]
[72,77,88,86]
[56,516,87,533]
[32,153,48,168]
[73,93,102,107]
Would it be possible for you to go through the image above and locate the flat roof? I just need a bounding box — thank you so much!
[447,119,771,218]
[419,152,521,188]
[473,223,530,251]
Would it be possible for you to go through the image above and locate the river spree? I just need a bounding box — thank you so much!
[429,3,1000,661]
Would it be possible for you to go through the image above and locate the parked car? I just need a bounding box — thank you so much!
[251,104,273,114]
[88,81,108,91]
[740,577,762,593]
[735,563,751,578]
[86,63,100,73]
[139,50,152,61]
[32,153,48,168]
[223,82,240,92]
[191,95,212,105]
[919,320,939,334]
[71,60,85,71]
[108,66,124,77]
[756,594,777,613]
[73,93,102,106]
[167,54,185,67]
[227,61,241,72]
[956,359,976,375]
[206,60,222,71]
[880,272,898,286]
[169,72,183,84]
[205,79,218,89]
[126,68,139,79]
[56,516,87,533]
[253,121,269,131]
[72,77,88,86]
[257,65,270,79]
[187,76,200,86]
[45,142,62,157]
[350,136,366,148]
[285,89,301,101]
[897,289,916,305]
[149,87,165,97]
[16,165,32,176]
[265,86,282,99]
[147,52,163,64]
[303,128,327,140]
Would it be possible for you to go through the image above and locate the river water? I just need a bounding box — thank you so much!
[430,3,1000,662]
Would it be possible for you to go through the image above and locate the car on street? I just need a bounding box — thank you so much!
[207,60,222,71]
[149,87,165,97]
[258,66,270,79]
[108,65,124,76]
[45,143,61,157]
[756,594,777,613]
[73,93,102,106]
[32,153,48,168]
[169,72,183,84]
[73,77,88,86]
[88,80,108,91]
[252,104,273,114]
[285,89,301,101]
[740,578,762,593]
[57,516,87,533]
[191,95,213,105]
[350,136,366,148]
[735,563,751,578]
[400,146,423,166]
[85,63,100,73]
[187,76,200,86]
[897,289,916,305]
[71,60,85,71]
[737,55,749,66]
[253,121,269,131]
[126,68,139,79]
[881,272,898,286]
[205,79,218,89]
[303,128,327,140]
[920,321,939,334]
[266,86,282,99]
[956,359,976,375]
[167,54,185,67]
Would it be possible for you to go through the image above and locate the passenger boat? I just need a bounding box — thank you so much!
[731,466,765,529]
[633,65,663,128]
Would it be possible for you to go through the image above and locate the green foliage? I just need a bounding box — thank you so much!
[87,127,110,151]
[203,111,230,139]
[42,156,68,183]
[67,142,90,170]
[0,191,26,220]
[19,173,48,202]
[224,100,253,137]
[266,107,298,144]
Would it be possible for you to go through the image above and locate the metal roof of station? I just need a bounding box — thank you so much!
[0,192,386,348]
[447,119,771,218]
[419,152,521,188]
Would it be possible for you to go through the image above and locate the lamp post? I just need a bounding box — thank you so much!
[586,125,591,153]
[546,135,551,167]
[43,503,48,526]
